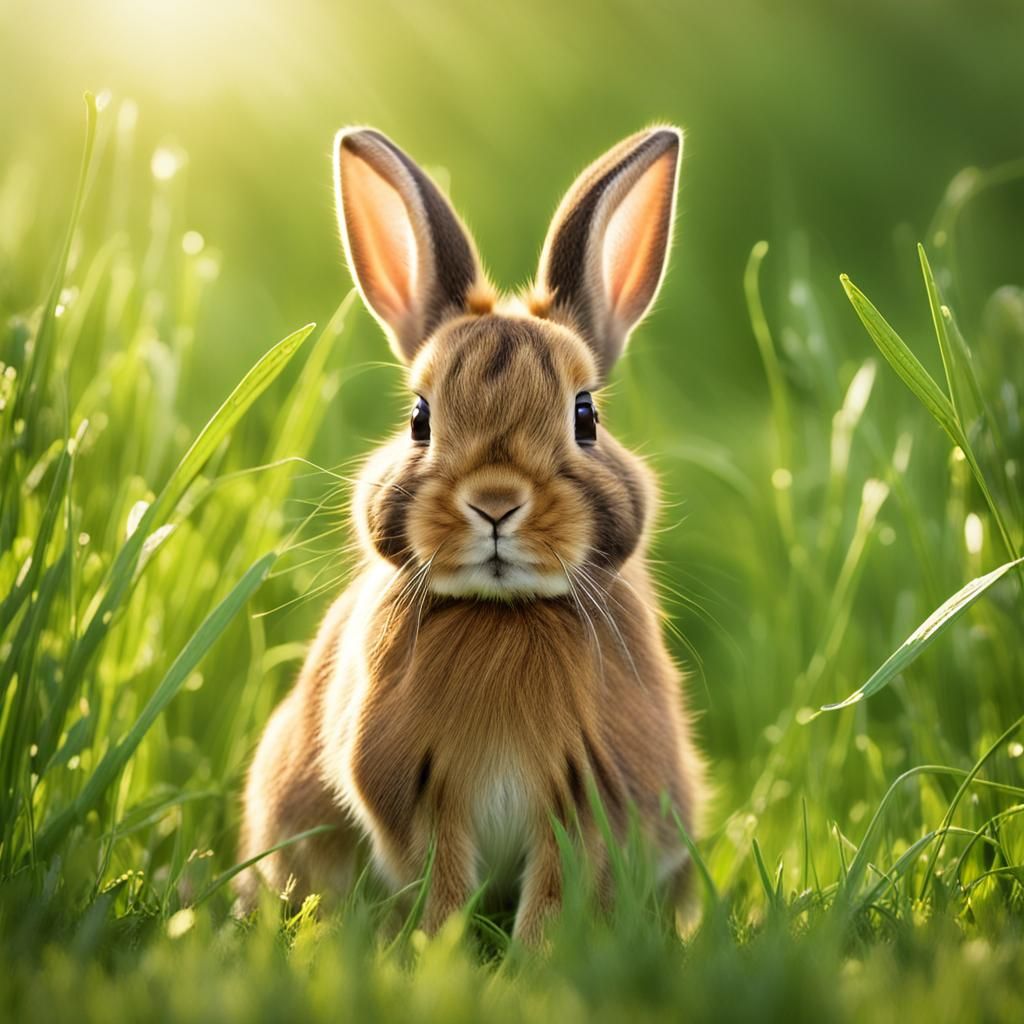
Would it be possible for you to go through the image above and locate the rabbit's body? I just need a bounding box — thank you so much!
[239,127,706,941]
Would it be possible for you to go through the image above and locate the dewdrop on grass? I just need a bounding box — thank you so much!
[964,513,983,555]
[151,146,185,182]
[126,500,149,538]
[196,253,221,282]
[166,909,195,940]
[182,230,205,255]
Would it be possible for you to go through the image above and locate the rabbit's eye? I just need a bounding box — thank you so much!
[574,391,598,444]
[410,396,431,443]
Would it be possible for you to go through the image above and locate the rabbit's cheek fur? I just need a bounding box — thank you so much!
[565,438,651,572]
[355,440,427,567]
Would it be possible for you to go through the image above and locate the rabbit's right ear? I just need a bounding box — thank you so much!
[535,127,682,379]
[334,128,487,363]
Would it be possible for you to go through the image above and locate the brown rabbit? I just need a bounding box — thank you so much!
[237,125,706,942]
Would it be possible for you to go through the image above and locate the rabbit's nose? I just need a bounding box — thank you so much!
[464,489,526,530]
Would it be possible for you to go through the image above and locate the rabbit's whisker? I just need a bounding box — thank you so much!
[268,548,338,578]
[589,562,707,678]
[253,566,355,619]
[550,547,603,679]
[412,541,446,646]
[571,564,642,686]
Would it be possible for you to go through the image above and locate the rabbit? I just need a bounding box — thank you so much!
[237,125,706,943]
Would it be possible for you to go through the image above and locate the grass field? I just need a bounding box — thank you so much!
[2,2,1024,1020]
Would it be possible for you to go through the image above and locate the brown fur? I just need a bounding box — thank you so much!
[238,126,705,942]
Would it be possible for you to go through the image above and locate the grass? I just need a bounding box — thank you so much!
[2,85,1024,1022]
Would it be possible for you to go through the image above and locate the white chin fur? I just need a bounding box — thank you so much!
[430,564,570,600]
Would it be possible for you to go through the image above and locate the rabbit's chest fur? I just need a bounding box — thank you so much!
[335,589,607,882]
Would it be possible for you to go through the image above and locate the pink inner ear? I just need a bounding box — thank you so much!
[340,149,418,327]
[602,152,675,326]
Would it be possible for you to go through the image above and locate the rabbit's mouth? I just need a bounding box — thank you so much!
[429,553,571,601]
[483,554,512,577]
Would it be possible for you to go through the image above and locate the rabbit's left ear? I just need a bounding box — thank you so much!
[535,127,682,378]
[335,128,486,363]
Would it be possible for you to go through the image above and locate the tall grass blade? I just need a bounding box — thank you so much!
[37,323,315,766]
[751,836,782,912]
[191,823,337,907]
[669,807,719,910]
[918,248,1020,556]
[0,554,69,866]
[841,269,1019,560]
[916,714,1024,900]
[822,557,1023,711]
[839,274,963,447]
[0,445,71,646]
[32,552,276,861]
[145,322,317,529]
[745,241,795,545]
[12,93,97,438]
[917,244,960,418]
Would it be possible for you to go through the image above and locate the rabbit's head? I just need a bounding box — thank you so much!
[335,127,681,599]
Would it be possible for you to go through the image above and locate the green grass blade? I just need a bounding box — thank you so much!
[944,306,1024,530]
[0,445,71,645]
[388,836,438,951]
[916,248,1020,559]
[148,322,317,526]
[839,274,965,449]
[853,828,940,914]
[37,323,314,766]
[917,244,959,418]
[745,241,795,546]
[0,553,69,864]
[833,767,957,905]
[843,266,1020,564]
[751,836,781,911]
[822,556,1023,711]
[33,552,276,861]
[669,807,719,910]
[916,714,1024,900]
[268,292,355,465]
[12,93,98,435]
[190,823,337,907]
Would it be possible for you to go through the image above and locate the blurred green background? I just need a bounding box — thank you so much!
[6,0,1024,394]
[2,0,1024,1017]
